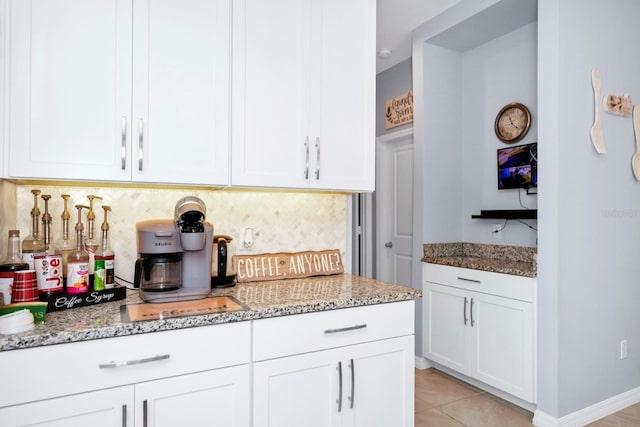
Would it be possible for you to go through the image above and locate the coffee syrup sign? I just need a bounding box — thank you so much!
[46,286,126,312]
[233,249,344,283]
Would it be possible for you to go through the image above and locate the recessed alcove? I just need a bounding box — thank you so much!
[416,0,538,246]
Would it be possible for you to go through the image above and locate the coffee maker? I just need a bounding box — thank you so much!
[134,196,213,303]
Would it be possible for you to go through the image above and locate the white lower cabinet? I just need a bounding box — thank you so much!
[0,387,134,427]
[0,366,250,427]
[0,301,416,427]
[136,366,250,427]
[252,301,415,427]
[423,263,535,402]
[0,322,251,427]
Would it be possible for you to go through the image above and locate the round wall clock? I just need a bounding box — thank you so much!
[494,102,531,143]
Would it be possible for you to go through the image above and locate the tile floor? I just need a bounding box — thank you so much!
[414,368,640,427]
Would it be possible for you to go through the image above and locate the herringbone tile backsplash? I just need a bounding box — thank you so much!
[4,183,347,286]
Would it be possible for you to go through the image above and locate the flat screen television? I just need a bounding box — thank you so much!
[497,142,537,190]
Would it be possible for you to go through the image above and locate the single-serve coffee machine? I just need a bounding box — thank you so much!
[134,196,213,303]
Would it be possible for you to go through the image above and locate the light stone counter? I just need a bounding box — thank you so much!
[422,242,537,277]
[0,274,421,352]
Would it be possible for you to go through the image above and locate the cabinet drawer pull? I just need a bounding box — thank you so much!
[336,361,343,412]
[457,276,481,284]
[349,359,355,409]
[121,116,127,170]
[470,298,475,327]
[122,404,127,427]
[315,137,320,180]
[324,324,367,334]
[304,137,310,179]
[138,118,144,171]
[98,353,170,369]
[463,297,468,325]
[143,399,148,427]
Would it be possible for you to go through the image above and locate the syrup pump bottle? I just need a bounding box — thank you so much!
[22,189,45,270]
[84,195,102,287]
[94,206,115,290]
[55,194,74,287]
[67,205,90,294]
[34,195,64,299]
[0,230,29,305]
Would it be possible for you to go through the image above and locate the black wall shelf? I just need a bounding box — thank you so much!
[471,209,537,220]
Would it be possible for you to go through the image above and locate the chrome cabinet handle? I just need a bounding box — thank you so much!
[122,404,127,427]
[98,353,170,369]
[121,117,127,170]
[324,324,367,334]
[470,298,475,327]
[463,297,468,325]
[304,137,310,179]
[349,359,355,409]
[336,361,343,412]
[138,118,144,171]
[457,277,481,284]
[143,400,148,427]
[315,137,320,180]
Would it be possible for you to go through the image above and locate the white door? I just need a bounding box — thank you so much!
[8,0,132,181]
[471,292,534,401]
[376,128,414,285]
[253,348,342,427]
[231,0,312,189]
[345,336,415,427]
[136,366,250,427]
[424,283,469,374]
[0,386,134,427]
[132,0,230,185]
[310,0,375,192]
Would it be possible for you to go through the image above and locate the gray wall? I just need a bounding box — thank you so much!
[410,0,640,418]
[538,0,640,417]
[376,58,413,137]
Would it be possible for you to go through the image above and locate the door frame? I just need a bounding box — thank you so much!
[351,127,414,279]
[375,127,414,280]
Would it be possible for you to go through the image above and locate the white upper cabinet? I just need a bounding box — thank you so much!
[7,0,230,186]
[231,0,375,192]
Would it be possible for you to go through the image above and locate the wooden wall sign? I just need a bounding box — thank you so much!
[385,90,413,129]
[233,249,344,283]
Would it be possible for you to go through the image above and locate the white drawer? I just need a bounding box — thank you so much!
[423,263,534,302]
[253,300,414,361]
[0,321,250,407]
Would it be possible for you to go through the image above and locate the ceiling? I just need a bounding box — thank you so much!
[376,0,462,74]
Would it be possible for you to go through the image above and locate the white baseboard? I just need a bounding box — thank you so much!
[533,386,640,427]
[415,355,432,370]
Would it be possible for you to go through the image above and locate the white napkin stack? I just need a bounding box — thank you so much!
[0,309,35,334]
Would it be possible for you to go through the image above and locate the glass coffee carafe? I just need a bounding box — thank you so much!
[134,254,182,292]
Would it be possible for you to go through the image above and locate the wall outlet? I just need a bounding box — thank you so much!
[492,224,502,239]
[620,339,628,359]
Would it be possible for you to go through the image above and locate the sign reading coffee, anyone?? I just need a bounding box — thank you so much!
[233,249,343,283]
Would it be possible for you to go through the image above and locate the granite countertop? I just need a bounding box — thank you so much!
[0,274,421,352]
[422,242,537,277]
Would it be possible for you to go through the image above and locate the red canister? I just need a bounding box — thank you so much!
[12,270,39,302]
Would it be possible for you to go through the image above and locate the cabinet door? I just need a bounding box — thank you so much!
[471,292,534,401]
[309,0,375,192]
[8,0,133,181]
[136,365,250,427]
[132,0,230,185]
[0,386,133,427]
[345,335,414,427]
[232,0,375,191]
[253,348,342,427]
[424,282,470,374]
[231,0,311,189]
